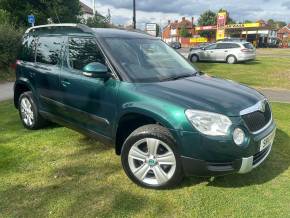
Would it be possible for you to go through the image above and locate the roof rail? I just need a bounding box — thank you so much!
[25,23,92,34]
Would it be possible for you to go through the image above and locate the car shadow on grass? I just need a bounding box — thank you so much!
[207,128,290,188]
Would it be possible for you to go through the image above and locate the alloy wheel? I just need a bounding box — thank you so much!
[20,97,34,127]
[128,138,176,186]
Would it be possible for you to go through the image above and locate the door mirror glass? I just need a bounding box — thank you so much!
[82,62,110,78]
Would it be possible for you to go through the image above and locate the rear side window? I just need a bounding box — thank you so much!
[19,34,37,62]
[36,36,63,65]
[227,43,240,49]
[243,43,254,49]
[68,37,105,70]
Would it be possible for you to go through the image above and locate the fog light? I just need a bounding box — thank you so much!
[233,128,245,146]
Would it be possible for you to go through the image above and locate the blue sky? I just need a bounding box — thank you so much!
[81,0,290,28]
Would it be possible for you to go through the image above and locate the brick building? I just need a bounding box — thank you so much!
[162,17,195,45]
[278,24,290,48]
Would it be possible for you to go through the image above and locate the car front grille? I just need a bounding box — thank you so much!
[242,102,272,132]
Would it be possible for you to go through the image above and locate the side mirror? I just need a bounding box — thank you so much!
[82,62,110,79]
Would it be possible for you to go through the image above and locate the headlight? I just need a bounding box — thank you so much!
[185,110,232,136]
[233,128,245,145]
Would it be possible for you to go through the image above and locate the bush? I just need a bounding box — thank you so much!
[0,23,23,69]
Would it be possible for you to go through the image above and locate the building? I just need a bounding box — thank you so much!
[80,2,94,20]
[278,24,290,48]
[162,17,195,44]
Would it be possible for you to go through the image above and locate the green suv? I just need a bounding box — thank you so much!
[14,24,276,189]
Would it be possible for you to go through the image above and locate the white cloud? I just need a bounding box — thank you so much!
[81,0,289,28]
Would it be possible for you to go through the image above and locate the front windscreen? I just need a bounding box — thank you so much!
[104,38,197,82]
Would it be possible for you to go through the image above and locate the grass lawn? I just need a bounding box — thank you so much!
[0,101,290,217]
[195,55,290,90]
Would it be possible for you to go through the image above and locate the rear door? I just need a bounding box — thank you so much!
[34,35,64,114]
[215,43,228,61]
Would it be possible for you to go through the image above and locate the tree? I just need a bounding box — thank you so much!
[218,9,235,24]
[267,19,287,29]
[179,25,191,37]
[85,13,111,28]
[0,0,81,27]
[197,10,217,38]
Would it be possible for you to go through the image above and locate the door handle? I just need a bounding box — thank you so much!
[224,50,228,52]
[61,80,71,87]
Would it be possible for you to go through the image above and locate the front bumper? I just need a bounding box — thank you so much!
[181,144,272,176]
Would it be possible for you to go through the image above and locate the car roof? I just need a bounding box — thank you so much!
[92,28,155,39]
[25,24,156,40]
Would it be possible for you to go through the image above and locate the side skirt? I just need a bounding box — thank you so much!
[40,110,113,146]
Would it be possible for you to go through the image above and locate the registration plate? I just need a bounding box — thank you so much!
[260,129,276,151]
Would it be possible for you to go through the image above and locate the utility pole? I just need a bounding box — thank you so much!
[133,0,136,29]
[93,0,96,15]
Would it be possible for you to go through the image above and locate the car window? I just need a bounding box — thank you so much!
[68,37,105,70]
[36,36,63,65]
[227,43,241,49]
[205,44,217,50]
[216,43,228,49]
[104,38,197,83]
[19,34,38,62]
[243,43,254,49]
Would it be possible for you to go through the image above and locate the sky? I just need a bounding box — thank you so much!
[81,0,290,29]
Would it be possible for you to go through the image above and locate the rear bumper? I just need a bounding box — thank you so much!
[181,145,272,176]
[238,54,256,61]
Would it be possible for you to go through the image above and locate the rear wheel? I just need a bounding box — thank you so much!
[227,55,237,64]
[190,54,199,63]
[18,91,48,130]
[121,124,184,189]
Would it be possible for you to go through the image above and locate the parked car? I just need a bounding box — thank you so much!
[189,43,212,52]
[169,41,181,49]
[188,41,256,64]
[15,24,276,189]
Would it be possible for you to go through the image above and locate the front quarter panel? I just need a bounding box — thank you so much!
[116,82,194,132]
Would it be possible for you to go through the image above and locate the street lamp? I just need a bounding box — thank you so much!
[133,0,136,29]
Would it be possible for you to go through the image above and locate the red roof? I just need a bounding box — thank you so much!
[169,17,193,29]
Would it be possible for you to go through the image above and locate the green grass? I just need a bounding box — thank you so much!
[195,56,290,90]
[0,101,290,217]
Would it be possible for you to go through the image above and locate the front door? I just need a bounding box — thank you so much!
[202,44,217,61]
[59,36,119,138]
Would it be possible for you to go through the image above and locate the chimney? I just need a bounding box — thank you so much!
[192,17,194,26]
[175,20,178,23]
[182,17,186,21]
[168,20,171,25]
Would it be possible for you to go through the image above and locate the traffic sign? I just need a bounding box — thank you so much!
[28,15,35,26]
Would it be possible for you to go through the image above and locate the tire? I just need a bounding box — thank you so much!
[190,54,199,63]
[227,55,237,64]
[121,124,184,189]
[18,91,48,130]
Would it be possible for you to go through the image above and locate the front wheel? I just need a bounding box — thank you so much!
[121,124,184,189]
[190,54,199,63]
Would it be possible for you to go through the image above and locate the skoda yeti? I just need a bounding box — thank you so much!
[14,24,276,189]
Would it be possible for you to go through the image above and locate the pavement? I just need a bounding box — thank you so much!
[0,82,14,102]
[0,81,289,104]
